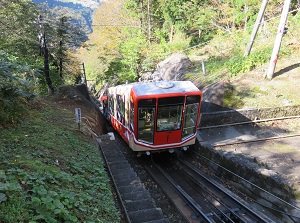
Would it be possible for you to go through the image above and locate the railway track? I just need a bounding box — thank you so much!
[144,155,275,223]
[178,159,273,222]
[96,132,296,222]
[195,115,300,222]
[95,115,300,222]
[188,150,300,222]
[199,115,300,130]
[198,115,300,147]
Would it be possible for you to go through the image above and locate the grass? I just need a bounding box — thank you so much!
[185,13,300,109]
[0,99,120,223]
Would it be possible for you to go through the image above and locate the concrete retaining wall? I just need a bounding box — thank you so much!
[200,105,300,126]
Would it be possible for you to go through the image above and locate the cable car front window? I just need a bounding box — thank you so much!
[157,105,182,132]
[157,97,184,132]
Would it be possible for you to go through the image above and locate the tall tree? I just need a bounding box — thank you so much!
[0,0,41,124]
[78,0,140,85]
[0,0,40,60]
[36,3,88,87]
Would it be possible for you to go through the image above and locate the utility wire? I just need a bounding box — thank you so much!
[178,7,299,54]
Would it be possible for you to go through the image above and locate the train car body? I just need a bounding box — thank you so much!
[105,81,202,154]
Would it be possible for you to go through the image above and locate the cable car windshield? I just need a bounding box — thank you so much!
[157,97,184,132]
[157,105,182,131]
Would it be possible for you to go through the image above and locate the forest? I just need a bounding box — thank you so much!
[78,0,299,87]
[1,0,299,125]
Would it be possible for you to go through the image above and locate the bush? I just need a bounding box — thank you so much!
[225,48,272,76]
[0,51,37,125]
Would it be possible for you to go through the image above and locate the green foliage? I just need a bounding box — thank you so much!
[225,48,272,76]
[160,0,186,24]
[0,0,40,58]
[141,55,157,72]
[0,101,120,222]
[0,0,87,126]
[40,7,87,80]
[104,30,147,84]
[81,0,297,90]
[206,57,228,74]
[0,51,38,125]
[223,83,244,108]
[225,56,248,76]
[36,64,65,95]
[86,0,265,87]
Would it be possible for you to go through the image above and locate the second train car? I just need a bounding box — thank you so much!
[103,80,202,155]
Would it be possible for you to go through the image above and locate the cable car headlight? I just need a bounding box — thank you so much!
[182,146,188,151]
[169,149,175,153]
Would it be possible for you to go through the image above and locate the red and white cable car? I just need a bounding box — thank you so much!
[104,81,202,155]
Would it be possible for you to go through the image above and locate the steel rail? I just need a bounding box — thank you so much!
[152,161,214,223]
[179,160,273,223]
[198,115,300,130]
[178,162,244,223]
[212,133,300,147]
[191,150,300,213]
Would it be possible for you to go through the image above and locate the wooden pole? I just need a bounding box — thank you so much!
[202,60,206,75]
[82,63,87,85]
[266,0,291,79]
[244,0,269,56]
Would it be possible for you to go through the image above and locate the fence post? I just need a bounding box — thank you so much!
[202,60,206,75]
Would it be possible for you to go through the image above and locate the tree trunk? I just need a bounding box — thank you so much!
[44,47,54,95]
[59,40,63,78]
[147,0,151,44]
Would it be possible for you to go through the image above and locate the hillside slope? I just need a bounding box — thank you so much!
[0,85,119,222]
[187,46,300,111]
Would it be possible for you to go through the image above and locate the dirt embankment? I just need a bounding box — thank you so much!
[50,84,107,136]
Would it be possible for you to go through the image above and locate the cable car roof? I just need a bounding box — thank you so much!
[132,81,200,96]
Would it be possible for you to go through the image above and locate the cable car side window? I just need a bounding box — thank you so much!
[109,94,114,116]
[130,101,134,131]
[116,94,125,124]
[157,97,184,132]
[182,95,200,139]
[137,99,155,144]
